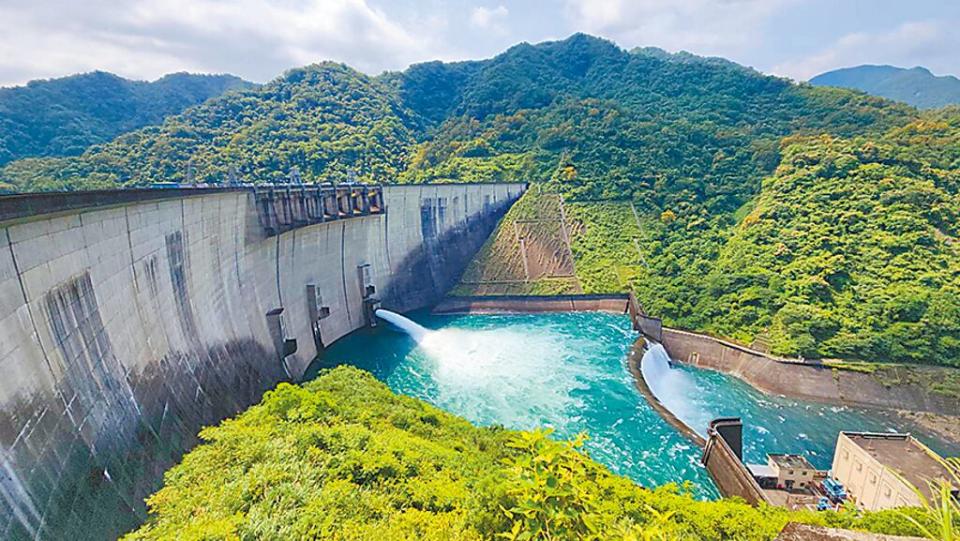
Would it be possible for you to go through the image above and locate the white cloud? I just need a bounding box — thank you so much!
[772,20,960,81]
[469,5,509,32]
[0,0,450,86]
[562,0,792,56]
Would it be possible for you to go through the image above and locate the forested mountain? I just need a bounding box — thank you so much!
[0,34,912,193]
[697,112,960,365]
[0,71,252,165]
[0,64,416,191]
[811,65,960,109]
[6,34,955,366]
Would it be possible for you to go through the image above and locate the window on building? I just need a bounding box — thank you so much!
[856,462,862,472]
[870,474,877,484]
[843,450,849,460]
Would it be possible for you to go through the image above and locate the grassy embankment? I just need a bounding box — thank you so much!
[452,188,582,296]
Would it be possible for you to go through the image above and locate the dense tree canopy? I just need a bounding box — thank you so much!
[556,112,960,366]
[697,116,960,365]
[0,71,251,166]
[0,34,912,194]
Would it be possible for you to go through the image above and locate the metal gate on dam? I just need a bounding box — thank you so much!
[0,182,526,540]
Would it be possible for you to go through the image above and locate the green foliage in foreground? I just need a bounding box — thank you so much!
[125,366,934,540]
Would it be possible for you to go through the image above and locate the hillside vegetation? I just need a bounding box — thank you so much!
[0,71,251,166]
[542,112,960,366]
[1,34,911,193]
[698,116,960,364]
[124,366,936,540]
[7,34,958,366]
[812,65,960,109]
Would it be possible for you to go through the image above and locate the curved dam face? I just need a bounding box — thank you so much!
[0,183,525,540]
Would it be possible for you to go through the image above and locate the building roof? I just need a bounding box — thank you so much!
[769,454,815,471]
[841,432,953,500]
[748,463,776,478]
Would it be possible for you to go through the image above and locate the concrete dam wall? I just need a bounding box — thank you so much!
[0,182,525,540]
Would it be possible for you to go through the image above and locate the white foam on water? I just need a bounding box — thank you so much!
[640,343,715,438]
[375,309,592,429]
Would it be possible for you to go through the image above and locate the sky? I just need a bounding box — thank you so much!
[2,0,960,87]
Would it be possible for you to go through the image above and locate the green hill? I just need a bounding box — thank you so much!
[8,34,958,366]
[473,112,960,366]
[0,71,252,166]
[1,34,912,193]
[0,63,415,191]
[811,65,960,110]
[123,365,934,540]
[697,112,960,364]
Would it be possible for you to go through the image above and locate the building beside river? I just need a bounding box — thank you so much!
[763,454,818,491]
[832,432,956,511]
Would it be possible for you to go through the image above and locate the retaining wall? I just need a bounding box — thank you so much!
[661,328,960,415]
[701,429,769,506]
[0,182,525,540]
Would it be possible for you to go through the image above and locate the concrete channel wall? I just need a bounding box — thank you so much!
[0,182,525,540]
[661,328,960,415]
[701,427,768,506]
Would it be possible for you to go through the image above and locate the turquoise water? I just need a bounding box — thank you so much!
[306,311,958,498]
[644,345,960,469]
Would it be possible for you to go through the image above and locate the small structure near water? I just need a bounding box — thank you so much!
[750,454,818,491]
[702,418,830,511]
[703,419,957,513]
[833,432,957,511]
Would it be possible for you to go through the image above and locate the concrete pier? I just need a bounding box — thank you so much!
[0,182,525,540]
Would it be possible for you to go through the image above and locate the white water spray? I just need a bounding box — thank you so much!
[375,309,428,342]
[640,343,713,438]
[374,309,591,428]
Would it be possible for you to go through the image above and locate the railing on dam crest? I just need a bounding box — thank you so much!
[0,183,386,237]
[254,184,384,236]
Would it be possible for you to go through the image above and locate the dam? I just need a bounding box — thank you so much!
[313,309,959,503]
[0,182,525,540]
